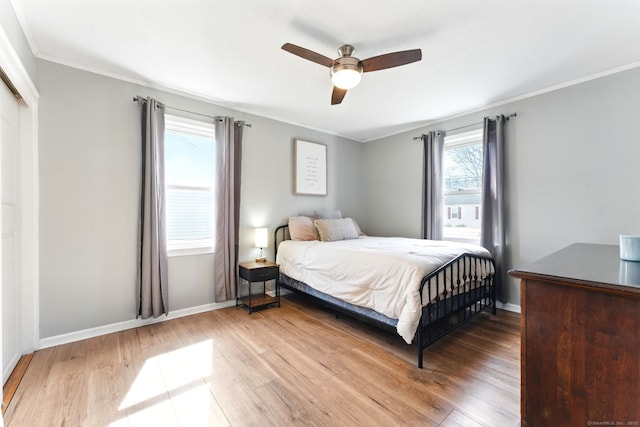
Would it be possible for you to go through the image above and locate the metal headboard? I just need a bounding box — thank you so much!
[274,224,290,260]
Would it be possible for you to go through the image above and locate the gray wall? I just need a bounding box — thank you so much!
[363,66,640,307]
[37,60,363,338]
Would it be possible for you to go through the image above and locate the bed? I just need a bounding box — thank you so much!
[274,217,496,368]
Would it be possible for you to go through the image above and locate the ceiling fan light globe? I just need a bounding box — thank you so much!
[331,68,362,89]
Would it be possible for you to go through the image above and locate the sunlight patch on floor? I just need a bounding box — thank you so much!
[116,339,221,425]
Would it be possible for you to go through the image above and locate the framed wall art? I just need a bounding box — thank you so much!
[293,139,327,196]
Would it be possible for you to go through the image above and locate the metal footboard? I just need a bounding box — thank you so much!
[416,253,496,368]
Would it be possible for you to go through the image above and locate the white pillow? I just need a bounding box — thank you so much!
[314,218,359,242]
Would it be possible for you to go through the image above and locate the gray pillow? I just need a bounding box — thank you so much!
[314,218,359,242]
[314,209,342,220]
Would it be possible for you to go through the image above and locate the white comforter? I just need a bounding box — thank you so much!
[276,236,493,344]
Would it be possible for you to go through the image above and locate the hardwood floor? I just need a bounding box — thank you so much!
[4,295,521,426]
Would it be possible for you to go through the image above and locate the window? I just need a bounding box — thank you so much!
[443,129,483,243]
[164,115,215,255]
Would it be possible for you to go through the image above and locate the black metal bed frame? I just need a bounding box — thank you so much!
[274,224,497,368]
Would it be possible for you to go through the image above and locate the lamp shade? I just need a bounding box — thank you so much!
[330,55,363,90]
[331,67,362,89]
[254,227,268,249]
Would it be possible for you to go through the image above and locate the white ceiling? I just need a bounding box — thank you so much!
[10,0,640,142]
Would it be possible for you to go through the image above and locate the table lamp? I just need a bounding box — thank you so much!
[254,227,268,262]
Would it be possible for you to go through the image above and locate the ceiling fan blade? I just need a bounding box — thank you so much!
[281,43,334,68]
[360,49,422,73]
[331,87,347,105]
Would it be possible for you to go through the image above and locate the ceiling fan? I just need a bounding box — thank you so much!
[281,43,422,105]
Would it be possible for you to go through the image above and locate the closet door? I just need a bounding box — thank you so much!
[0,78,22,382]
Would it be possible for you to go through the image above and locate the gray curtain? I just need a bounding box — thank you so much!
[213,117,243,302]
[481,115,507,302]
[422,131,445,240]
[137,97,168,318]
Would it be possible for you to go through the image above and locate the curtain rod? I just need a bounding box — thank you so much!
[0,66,23,101]
[133,96,252,127]
[412,112,516,140]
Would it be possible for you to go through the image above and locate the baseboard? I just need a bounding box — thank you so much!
[2,353,34,415]
[38,300,236,350]
[497,301,521,313]
[2,352,21,386]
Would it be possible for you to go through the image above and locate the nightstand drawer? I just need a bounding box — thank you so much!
[243,266,278,282]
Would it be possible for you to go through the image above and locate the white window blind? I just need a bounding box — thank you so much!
[164,115,215,255]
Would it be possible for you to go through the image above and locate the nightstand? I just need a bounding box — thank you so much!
[237,261,280,314]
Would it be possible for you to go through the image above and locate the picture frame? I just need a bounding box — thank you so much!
[293,139,327,196]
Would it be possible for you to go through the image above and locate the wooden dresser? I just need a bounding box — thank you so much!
[510,243,640,426]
